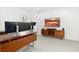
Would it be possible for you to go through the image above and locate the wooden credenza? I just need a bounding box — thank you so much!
[41,29,64,39]
[0,33,37,52]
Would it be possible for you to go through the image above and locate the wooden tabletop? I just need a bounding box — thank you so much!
[0,33,35,43]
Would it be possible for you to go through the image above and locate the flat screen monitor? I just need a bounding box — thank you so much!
[5,22,16,33]
[18,22,30,32]
[5,22,31,33]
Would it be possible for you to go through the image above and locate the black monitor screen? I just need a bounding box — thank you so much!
[18,22,30,32]
[5,22,16,33]
[5,22,31,33]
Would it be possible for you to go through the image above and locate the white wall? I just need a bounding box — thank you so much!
[0,7,79,41]
[29,7,79,41]
[0,7,30,31]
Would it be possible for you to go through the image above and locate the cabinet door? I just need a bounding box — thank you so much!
[55,30,64,37]
[41,29,48,35]
[48,29,55,36]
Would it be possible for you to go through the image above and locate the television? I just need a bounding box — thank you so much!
[5,22,31,33]
[45,19,60,27]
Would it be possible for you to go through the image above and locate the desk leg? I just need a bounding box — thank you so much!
[29,42,34,47]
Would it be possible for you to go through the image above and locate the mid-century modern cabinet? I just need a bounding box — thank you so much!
[41,28,64,39]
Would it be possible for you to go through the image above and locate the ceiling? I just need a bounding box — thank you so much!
[22,7,56,13]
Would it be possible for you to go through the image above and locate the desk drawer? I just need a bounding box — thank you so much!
[0,34,36,52]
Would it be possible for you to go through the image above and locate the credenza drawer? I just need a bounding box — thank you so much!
[0,34,36,52]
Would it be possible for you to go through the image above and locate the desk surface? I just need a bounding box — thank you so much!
[0,33,35,43]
